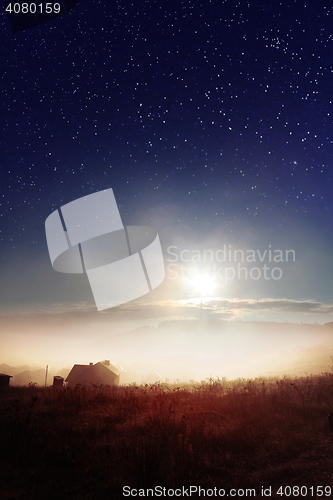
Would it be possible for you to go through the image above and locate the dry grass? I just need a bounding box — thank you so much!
[1,374,333,499]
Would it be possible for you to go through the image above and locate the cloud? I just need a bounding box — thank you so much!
[179,297,333,315]
[1,297,333,337]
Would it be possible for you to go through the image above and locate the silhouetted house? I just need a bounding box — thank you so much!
[0,373,12,390]
[65,360,121,387]
[53,376,64,388]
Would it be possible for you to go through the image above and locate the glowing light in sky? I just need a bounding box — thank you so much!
[191,273,216,296]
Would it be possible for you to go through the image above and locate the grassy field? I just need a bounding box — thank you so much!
[1,374,333,499]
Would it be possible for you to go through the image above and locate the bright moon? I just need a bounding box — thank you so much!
[192,274,216,295]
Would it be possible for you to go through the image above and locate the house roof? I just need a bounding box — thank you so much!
[96,361,122,377]
[65,364,90,384]
[65,361,122,384]
[0,373,12,377]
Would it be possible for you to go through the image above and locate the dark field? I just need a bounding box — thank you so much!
[1,375,333,499]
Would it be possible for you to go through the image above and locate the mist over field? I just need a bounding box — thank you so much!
[2,320,333,385]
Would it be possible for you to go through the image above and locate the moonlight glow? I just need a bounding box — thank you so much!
[191,274,216,296]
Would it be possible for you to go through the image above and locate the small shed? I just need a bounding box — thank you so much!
[53,376,64,388]
[0,373,12,390]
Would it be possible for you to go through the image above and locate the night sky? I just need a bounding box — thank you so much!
[1,0,333,372]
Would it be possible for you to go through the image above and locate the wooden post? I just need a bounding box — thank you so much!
[45,365,48,386]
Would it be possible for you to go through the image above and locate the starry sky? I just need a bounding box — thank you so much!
[1,0,333,371]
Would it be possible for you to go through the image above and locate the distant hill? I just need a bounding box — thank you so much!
[89,319,333,357]
[0,364,71,386]
[82,319,333,381]
[2,320,333,384]
[323,321,333,330]
[13,369,45,386]
[0,364,31,376]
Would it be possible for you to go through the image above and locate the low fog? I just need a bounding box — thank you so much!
[2,319,333,385]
